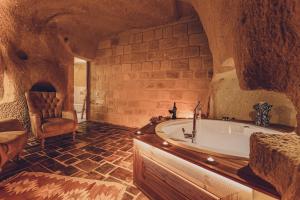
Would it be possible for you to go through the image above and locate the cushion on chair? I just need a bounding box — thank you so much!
[42,118,75,133]
[0,131,26,144]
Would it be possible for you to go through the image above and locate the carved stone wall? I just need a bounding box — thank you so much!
[0,1,74,129]
[186,0,300,134]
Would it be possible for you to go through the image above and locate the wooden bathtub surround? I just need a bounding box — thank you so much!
[133,144,220,200]
[250,133,300,200]
[133,121,284,200]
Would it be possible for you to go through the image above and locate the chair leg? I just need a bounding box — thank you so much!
[41,138,45,149]
[72,132,76,141]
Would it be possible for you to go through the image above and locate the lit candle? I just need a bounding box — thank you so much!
[136,131,142,135]
[162,141,169,146]
[207,156,215,163]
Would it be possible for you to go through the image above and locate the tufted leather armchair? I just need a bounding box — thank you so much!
[25,92,77,148]
[0,119,27,171]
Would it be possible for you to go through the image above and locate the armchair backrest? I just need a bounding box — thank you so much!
[25,92,65,120]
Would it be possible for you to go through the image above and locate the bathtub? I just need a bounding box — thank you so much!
[155,119,283,158]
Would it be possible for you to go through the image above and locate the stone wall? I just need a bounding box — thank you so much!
[90,17,213,127]
[211,70,297,127]
[186,0,300,134]
[0,1,74,129]
[0,52,73,130]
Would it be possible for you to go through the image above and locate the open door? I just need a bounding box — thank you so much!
[74,57,87,122]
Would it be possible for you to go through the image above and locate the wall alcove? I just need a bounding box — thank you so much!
[30,82,56,92]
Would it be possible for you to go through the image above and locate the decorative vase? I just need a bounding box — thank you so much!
[253,102,272,127]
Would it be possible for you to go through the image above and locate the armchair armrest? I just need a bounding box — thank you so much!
[62,110,78,123]
[29,112,42,138]
[0,119,24,132]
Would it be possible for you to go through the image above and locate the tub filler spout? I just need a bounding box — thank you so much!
[182,101,201,143]
[192,101,201,143]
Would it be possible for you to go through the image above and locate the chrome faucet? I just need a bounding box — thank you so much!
[192,101,201,143]
[182,101,201,143]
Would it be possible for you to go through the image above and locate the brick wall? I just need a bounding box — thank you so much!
[90,17,213,127]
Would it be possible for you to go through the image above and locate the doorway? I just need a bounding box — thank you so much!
[74,57,87,122]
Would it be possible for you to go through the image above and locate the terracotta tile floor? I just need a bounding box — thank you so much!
[0,121,149,200]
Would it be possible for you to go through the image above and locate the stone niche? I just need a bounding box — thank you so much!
[30,82,57,92]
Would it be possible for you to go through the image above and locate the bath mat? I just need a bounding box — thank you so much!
[0,171,126,200]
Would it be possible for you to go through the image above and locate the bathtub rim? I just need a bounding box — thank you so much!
[155,118,291,160]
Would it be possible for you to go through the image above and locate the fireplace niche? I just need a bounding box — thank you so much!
[30,81,56,92]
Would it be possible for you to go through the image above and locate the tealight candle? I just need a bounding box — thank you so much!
[207,156,215,163]
[136,130,142,135]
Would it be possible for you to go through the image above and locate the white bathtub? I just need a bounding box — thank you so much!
[155,119,283,158]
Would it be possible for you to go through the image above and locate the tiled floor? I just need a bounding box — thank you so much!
[0,121,148,200]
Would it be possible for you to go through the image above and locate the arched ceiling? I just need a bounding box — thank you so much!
[1,0,196,58]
